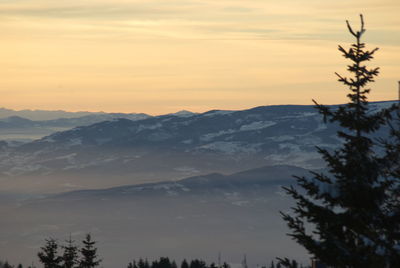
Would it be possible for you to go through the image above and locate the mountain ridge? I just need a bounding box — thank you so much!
[50,164,308,199]
[0,101,394,193]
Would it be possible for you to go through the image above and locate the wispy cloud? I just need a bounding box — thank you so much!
[1,0,399,42]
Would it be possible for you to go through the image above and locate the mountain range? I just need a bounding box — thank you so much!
[0,101,393,193]
[0,101,395,267]
[0,111,151,143]
[0,107,101,120]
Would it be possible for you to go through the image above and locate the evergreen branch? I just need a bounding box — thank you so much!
[346,20,357,37]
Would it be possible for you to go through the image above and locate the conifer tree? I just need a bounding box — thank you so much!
[189,260,206,268]
[127,260,137,268]
[2,261,13,268]
[180,259,189,268]
[37,238,63,268]
[78,234,100,268]
[221,262,230,268]
[281,14,399,267]
[62,235,78,268]
[137,258,149,268]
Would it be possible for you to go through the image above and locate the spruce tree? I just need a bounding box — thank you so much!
[78,234,100,268]
[181,259,189,268]
[281,14,399,267]
[37,238,63,268]
[62,235,78,268]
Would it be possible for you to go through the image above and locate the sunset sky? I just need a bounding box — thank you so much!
[1,0,399,114]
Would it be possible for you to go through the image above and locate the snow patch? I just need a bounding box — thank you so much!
[54,153,77,164]
[136,123,162,132]
[4,164,45,176]
[68,138,82,146]
[42,136,55,143]
[203,110,234,117]
[198,142,261,154]
[239,121,276,131]
[280,112,317,119]
[200,129,236,141]
[268,135,295,142]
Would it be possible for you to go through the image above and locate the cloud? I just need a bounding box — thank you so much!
[0,0,399,42]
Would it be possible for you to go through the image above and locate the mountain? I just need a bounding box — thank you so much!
[0,107,101,120]
[0,101,393,193]
[39,113,151,127]
[0,165,310,267]
[0,116,37,128]
[0,112,150,143]
[54,164,309,199]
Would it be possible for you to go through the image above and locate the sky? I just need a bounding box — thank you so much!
[1,0,400,115]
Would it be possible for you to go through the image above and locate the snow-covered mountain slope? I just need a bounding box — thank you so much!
[0,101,394,192]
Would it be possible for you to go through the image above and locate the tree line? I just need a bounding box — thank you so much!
[34,233,100,268]
[127,257,230,268]
[2,234,310,268]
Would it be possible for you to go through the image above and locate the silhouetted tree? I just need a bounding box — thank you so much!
[127,260,137,268]
[129,258,231,268]
[180,259,189,268]
[78,234,100,268]
[281,14,399,268]
[221,262,230,268]
[137,259,150,268]
[208,263,217,268]
[1,262,13,268]
[275,258,304,268]
[37,238,63,268]
[62,235,78,268]
[189,259,206,268]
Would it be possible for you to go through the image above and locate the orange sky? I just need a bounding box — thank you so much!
[1,0,400,115]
